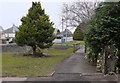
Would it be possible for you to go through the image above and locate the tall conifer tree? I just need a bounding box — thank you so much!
[15,2,55,55]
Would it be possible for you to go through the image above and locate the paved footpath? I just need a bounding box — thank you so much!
[54,47,97,74]
[26,47,119,82]
[2,47,119,82]
[50,47,119,82]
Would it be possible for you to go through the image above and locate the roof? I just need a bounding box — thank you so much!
[62,29,72,35]
[0,26,4,33]
[54,28,60,34]
[4,24,19,33]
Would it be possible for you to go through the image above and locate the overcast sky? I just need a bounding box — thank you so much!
[0,0,104,32]
[0,1,61,29]
[0,0,76,32]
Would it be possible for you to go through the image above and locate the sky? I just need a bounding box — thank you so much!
[0,0,104,32]
[0,0,76,32]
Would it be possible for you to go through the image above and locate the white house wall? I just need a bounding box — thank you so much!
[0,33,6,39]
[5,33,15,38]
[1,33,6,39]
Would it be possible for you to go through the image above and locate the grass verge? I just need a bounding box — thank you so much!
[2,48,73,77]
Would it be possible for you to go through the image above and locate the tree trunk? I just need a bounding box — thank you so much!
[103,46,108,75]
[117,49,120,73]
[85,41,87,53]
[32,45,36,55]
[93,53,98,66]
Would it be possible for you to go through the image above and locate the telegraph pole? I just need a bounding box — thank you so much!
[62,17,64,34]
[65,8,68,42]
[61,17,64,43]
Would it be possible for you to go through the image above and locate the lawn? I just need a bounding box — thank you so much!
[2,48,73,77]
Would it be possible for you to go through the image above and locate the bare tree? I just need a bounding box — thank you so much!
[61,1,99,31]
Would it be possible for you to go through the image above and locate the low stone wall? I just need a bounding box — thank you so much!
[1,43,31,52]
[52,44,73,49]
[52,43,81,53]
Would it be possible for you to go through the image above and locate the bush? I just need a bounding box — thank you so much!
[73,26,84,40]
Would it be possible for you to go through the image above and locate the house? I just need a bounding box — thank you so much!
[54,28,60,35]
[0,26,5,39]
[54,28,63,39]
[4,24,19,38]
[54,28,73,38]
[53,29,73,43]
[4,24,19,43]
[61,29,73,37]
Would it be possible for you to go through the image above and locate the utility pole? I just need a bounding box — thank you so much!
[65,9,68,42]
[62,17,64,34]
[65,19,67,42]
[61,17,64,43]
